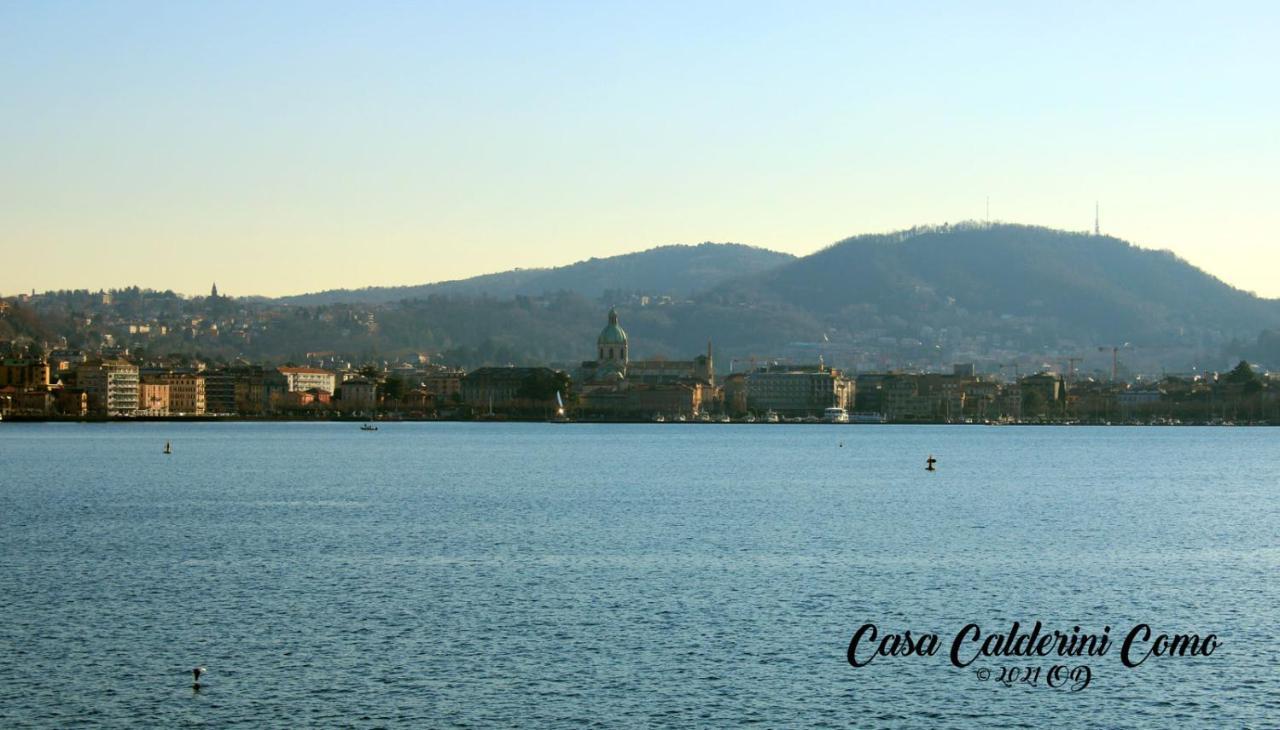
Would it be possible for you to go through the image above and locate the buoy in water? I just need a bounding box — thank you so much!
[191,666,205,690]
[925,455,937,471]
[164,441,171,455]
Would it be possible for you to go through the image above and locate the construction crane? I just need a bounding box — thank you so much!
[1097,344,1130,382]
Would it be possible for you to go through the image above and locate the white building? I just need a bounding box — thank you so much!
[77,359,140,416]
[278,366,337,394]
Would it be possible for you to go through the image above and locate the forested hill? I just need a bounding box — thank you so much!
[276,243,794,305]
[704,223,1280,345]
[6,225,1279,372]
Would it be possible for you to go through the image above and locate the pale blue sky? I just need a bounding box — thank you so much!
[2,1,1277,297]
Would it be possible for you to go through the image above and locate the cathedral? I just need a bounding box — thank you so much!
[577,307,718,417]
[597,308,628,367]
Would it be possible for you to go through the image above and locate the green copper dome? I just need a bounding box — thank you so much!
[598,308,628,345]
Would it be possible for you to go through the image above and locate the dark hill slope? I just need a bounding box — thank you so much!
[278,243,794,305]
[708,224,1280,344]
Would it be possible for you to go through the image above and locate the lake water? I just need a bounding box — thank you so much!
[1,423,1277,727]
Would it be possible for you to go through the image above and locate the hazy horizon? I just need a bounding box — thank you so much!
[3,2,1277,298]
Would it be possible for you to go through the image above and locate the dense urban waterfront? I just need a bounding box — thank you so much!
[1,423,1277,727]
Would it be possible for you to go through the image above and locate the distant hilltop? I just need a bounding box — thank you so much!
[274,242,795,305]
[4,223,1279,373]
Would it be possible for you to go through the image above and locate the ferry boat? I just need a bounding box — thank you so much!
[823,407,849,423]
[850,412,886,424]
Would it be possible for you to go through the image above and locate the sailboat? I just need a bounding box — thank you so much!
[550,391,571,423]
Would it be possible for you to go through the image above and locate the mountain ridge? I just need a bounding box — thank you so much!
[701,222,1280,346]
[7,223,1279,372]
[274,242,795,305]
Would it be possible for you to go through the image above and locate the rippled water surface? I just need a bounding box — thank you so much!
[1,423,1277,727]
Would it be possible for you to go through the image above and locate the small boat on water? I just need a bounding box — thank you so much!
[824,407,849,423]
[765,410,779,423]
[361,424,378,431]
[718,415,731,423]
[549,391,572,423]
[653,413,665,423]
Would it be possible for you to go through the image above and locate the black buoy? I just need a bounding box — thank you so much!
[164,441,171,455]
[191,666,205,690]
[925,455,937,471]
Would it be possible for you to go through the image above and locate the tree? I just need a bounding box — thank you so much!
[381,375,407,402]
[1225,360,1259,385]
[1021,389,1046,417]
[517,370,570,401]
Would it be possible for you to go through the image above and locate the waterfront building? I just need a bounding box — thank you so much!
[1019,372,1067,412]
[278,366,337,394]
[462,366,564,415]
[77,359,140,416]
[879,375,936,421]
[721,373,748,415]
[576,308,720,417]
[203,369,236,414]
[279,388,332,409]
[580,382,707,418]
[233,365,287,415]
[56,388,89,417]
[627,345,714,386]
[400,387,436,414]
[158,373,206,415]
[744,367,853,417]
[853,373,891,413]
[0,359,50,389]
[421,368,464,402]
[337,378,378,411]
[138,382,171,415]
[860,370,996,422]
[10,388,56,416]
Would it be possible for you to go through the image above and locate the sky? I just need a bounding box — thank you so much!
[2,1,1277,298]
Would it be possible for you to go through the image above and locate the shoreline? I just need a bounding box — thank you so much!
[1,415,1274,427]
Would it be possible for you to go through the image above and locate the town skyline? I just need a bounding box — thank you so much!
[2,301,1275,425]
[5,224,1278,380]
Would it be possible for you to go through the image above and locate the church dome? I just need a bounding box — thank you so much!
[597,308,628,346]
